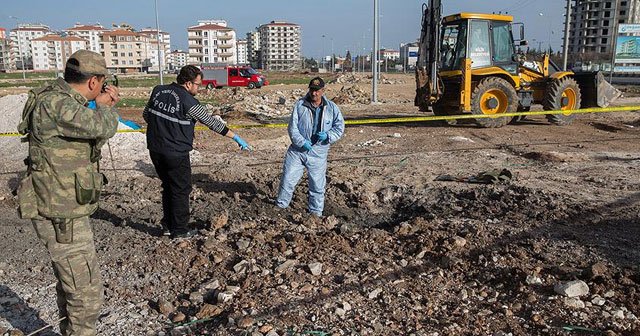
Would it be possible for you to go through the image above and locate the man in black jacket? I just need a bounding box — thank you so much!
[144,65,250,239]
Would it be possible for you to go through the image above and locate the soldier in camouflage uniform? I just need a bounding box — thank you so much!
[16,50,120,336]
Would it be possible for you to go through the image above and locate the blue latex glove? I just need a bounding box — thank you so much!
[87,100,97,109]
[316,131,328,142]
[232,134,251,150]
[301,140,312,152]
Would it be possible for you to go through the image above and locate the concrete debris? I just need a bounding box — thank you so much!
[554,280,590,297]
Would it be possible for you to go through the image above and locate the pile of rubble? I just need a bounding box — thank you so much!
[331,85,371,105]
[202,88,306,120]
[330,73,365,84]
[329,73,406,85]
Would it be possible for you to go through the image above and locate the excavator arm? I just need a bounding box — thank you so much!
[414,0,443,111]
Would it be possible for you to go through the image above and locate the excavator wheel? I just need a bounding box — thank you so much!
[470,77,517,128]
[543,77,581,126]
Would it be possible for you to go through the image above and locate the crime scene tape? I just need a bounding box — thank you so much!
[1,105,639,138]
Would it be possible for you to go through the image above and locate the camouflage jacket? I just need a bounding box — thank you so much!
[17,77,118,219]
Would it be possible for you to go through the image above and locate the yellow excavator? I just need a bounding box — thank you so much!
[415,0,621,127]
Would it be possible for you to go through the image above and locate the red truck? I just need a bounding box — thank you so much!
[200,63,268,89]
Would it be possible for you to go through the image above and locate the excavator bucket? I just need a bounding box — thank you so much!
[414,0,442,111]
[573,71,621,108]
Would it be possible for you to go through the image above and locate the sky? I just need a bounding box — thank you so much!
[0,0,568,58]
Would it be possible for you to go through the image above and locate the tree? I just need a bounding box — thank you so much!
[343,51,353,72]
[303,58,318,69]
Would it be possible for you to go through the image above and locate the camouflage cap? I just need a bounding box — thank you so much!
[308,77,325,90]
[66,50,108,76]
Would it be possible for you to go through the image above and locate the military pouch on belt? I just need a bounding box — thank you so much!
[17,174,38,219]
[74,172,104,205]
[52,218,73,244]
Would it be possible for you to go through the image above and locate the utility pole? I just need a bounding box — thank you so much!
[372,0,379,103]
[154,0,164,84]
[562,0,572,70]
[609,0,619,82]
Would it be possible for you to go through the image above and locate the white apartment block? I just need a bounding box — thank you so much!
[237,39,248,64]
[31,34,88,71]
[187,20,237,65]
[168,49,188,70]
[246,30,260,67]
[0,31,13,71]
[65,24,108,53]
[139,28,171,70]
[258,21,302,71]
[568,0,640,55]
[10,24,50,70]
[100,29,152,73]
[380,49,400,61]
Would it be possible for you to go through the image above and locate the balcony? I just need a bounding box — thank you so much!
[189,52,204,57]
[218,52,233,57]
[188,35,203,40]
[217,34,233,41]
[218,43,233,49]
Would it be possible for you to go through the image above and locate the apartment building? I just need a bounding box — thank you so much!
[246,30,260,68]
[10,24,50,70]
[237,39,248,64]
[65,24,108,53]
[620,37,639,53]
[568,0,640,58]
[168,49,188,70]
[0,29,12,71]
[139,28,171,71]
[258,21,301,71]
[31,34,88,71]
[100,29,152,73]
[379,49,400,61]
[187,20,237,65]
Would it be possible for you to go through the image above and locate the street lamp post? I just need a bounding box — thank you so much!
[9,16,26,80]
[330,37,334,72]
[372,0,379,103]
[154,0,164,84]
[562,0,572,70]
[321,34,326,71]
[609,0,619,82]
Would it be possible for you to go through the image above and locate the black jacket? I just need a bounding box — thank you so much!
[145,83,198,155]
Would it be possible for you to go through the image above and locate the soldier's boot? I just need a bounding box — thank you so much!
[33,216,104,336]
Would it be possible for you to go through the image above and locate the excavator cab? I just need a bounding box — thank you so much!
[440,14,517,74]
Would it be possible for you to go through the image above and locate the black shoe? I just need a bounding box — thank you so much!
[171,229,198,240]
[160,219,171,236]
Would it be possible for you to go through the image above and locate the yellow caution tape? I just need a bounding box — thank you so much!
[2,105,639,137]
